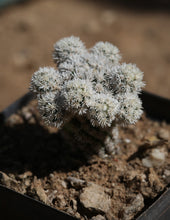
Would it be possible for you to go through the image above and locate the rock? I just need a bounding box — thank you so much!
[148,168,164,193]
[164,169,170,177]
[55,194,67,208]
[67,176,86,189]
[142,157,153,168]
[18,171,32,179]
[66,207,75,215]
[90,214,106,220]
[123,194,144,220]
[144,135,160,145]
[123,170,146,183]
[70,199,77,211]
[47,190,58,205]
[163,169,170,184]
[32,177,48,204]
[150,148,166,162]
[0,171,26,194]
[157,128,169,140]
[124,139,131,144]
[0,171,18,188]
[142,148,166,168]
[24,179,31,187]
[75,212,81,219]
[79,183,111,214]
[61,180,67,188]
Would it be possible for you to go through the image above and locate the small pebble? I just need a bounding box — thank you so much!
[124,139,131,144]
[80,183,111,214]
[67,176,86,189]
[123,194,144,220]
[70,199,77,211]
[61,180,67,188]
[150,148,165,161]
[157,128,169,140]
[18,171,32,179]
[142,148,166,168]
[90,214,106,220]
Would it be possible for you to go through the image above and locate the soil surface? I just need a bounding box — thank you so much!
[0,0,170,111]
[0,102,170,220]
[0,1,170,219]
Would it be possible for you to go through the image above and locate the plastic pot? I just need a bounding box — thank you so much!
[0,91,169,220]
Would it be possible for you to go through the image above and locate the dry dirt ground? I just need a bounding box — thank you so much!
[0,0,170,110]
[0,101,170,220]
[0,1,170,219]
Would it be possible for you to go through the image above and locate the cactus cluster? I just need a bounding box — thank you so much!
[30,36,144,131]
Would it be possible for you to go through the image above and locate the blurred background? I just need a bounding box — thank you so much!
[0,0,170,110]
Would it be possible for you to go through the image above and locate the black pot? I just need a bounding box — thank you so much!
[0,91,169,220]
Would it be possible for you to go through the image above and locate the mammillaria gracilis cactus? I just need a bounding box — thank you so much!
[30,36,145,155]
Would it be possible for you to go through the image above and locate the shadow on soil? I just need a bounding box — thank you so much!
[0,120,96,178]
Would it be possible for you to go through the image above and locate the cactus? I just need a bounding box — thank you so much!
[30,36,145,155]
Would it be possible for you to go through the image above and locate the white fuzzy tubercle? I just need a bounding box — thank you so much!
[30,36,144,129]
[30,36,145,155]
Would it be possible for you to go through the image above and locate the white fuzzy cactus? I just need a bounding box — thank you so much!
[30,36,145,155]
